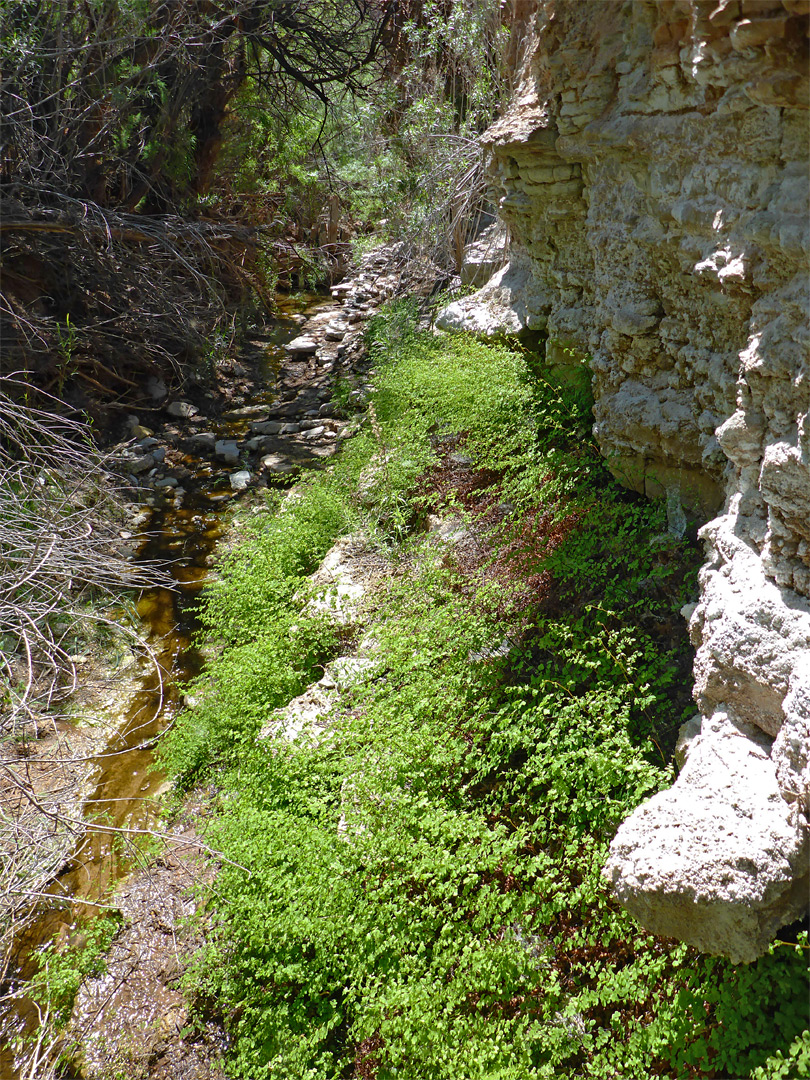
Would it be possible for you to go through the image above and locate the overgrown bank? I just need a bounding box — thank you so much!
[153,305,809,1080]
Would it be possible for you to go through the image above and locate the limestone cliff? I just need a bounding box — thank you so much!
[440,0,809,962]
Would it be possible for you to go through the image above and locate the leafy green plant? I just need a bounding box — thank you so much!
[28,913,122,1030]
[164,306,809,1079]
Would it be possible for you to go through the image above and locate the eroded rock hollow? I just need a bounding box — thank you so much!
[440,0,810,962]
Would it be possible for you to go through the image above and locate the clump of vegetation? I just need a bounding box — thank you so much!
[160,304,809,1079]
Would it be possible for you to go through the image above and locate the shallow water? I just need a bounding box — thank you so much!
[0,294,332,1076]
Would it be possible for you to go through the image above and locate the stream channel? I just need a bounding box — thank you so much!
[1,293,345,1077]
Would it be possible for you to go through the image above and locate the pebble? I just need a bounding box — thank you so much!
[155,476,178,489]
[285,334,319,355]
[260,454,296,474]
[215,439,240,463]
[146,376,167,399]
[190,432,217,450]
[229,470,251,491]
[166,400,199,419]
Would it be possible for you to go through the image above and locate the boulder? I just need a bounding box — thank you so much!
[603,710,809,964]
[435,257,533,338]
[460,222,509,287]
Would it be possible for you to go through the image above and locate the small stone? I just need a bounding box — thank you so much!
[154,476,178,488]
[301,425,325,439]
[214,439,240,463]
[249,420,282,436]
[190,432,217,451]
[260,454,296,474]
[166,400,199,419]
[146,376,167,399]
[229,470,251,490]
[278,423,300,435]
[285,335,319,355]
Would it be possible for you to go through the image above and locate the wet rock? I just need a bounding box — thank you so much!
[214,439,239,464]
[154,476,178,489]
[190,432,216,452]
[221,404,270,421]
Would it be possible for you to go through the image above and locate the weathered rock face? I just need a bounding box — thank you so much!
[443,0,809,961]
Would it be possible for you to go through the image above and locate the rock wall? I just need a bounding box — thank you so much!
[439,0,809,962]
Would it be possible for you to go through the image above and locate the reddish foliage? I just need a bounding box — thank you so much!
[353,1031,384,1079]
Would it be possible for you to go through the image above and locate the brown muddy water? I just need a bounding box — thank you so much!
[0,296,334,1077]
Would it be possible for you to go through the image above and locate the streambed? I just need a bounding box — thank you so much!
[0,291,365,1077]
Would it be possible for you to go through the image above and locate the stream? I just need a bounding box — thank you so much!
[0,292,353,1077]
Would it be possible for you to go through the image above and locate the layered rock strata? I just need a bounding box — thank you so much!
[440,0,809,962]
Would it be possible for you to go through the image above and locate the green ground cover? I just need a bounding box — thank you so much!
[161,303,809,1079]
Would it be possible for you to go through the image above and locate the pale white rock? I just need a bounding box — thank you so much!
[260,453,295,475]
[318,656,375,692]
[307,533,375,625]
[603,710,808,964]
[146,376,167,400]
[249,420,282,436]
[260,685,334,743]
[166,400,198,419]
[690,514,810,739]
[460,221,509,287]
[285,334,319,355]
[435,258,533,338]
[229,470,251,491]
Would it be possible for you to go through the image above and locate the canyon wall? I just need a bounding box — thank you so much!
[439,0,809,962]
